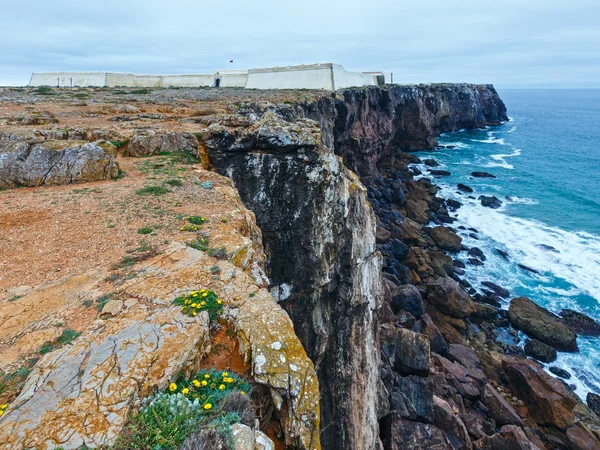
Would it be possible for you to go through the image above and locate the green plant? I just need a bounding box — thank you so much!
[188,237,209,251]
[165,179,183,187]
[137,226,153,235]
[209,266,220,274]
[187,216,206,225]
[110,140,129,149]
[8,295,22,302]
[39,329,81,354]
[72,93,89,98]
[96,293,114,311]
[135,185,169,196]
[173,290,223,321]
[114,369,250,450]
[207,247,228,260]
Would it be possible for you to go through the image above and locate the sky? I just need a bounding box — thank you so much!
[1,0,599,87]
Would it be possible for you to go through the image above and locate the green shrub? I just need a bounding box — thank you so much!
[173,289,223,322]
[187,216,206,225]
[188,237,209,251]
[165,179,183,187]
[137,226,153,235]
[39,329,81,354]
[136,185,169,196]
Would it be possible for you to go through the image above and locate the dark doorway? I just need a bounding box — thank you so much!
[215,78,221,87]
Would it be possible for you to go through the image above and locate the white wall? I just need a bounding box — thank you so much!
[29,72,107,87]
[331,65,380,90]
[246,64,334,90]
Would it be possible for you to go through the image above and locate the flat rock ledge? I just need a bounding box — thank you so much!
[0,176,320,449]
[0,139,119,188]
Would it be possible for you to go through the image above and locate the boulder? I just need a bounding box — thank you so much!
[479,195,502,209]
[424,158,440,167]
[481,383,523,426]
[481,281,509,298]
[433,396,473,450]
[468,247,486,261]
[473,425,540,450]
[426,277,474,318]
[407,199,430,223]
[391,284,425,317]
[566,422,600,450]
[413,313,448,355]
[503,355,578,430]
[382,414,452,450]
[0,140,119,188]
[559,310,600,336]
[397,375,435,423]
[430,170,452,176]
[508,297,578,352]
[524,339,557,363]
[549,367,571,379]
[430,226,463,252]
[587,393,600,417]
[447,344,486,381]
[471,172,496,178]
[126,130,199,157]
[380,325,430,376]
[457,183,474,193]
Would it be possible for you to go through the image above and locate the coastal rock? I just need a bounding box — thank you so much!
[549,367,571,379]
[433,395,472,450]
[126,130,199,157]
[391,284,425,317]
[430,169,452,177]
[587,393,600,417]
[380,326,430,376]
[479,195,502,209]
[457,183,474,193]
[508,297,578,352]
[471,172,496,178]
[424,158,440,167]
[481,281,509,298]
[524,339,557,363]
[426,277,474,318]
[382,414,452,450]
[0,140,119,188]
[413,313,449,355]
[473,425,540,450]
[503,355,578,430]
[559,309,600,336]
[430,226,463,252]
[481,383,524,426]
[566,422,600,450]
[397,375,435,423]
[468,247,486,261]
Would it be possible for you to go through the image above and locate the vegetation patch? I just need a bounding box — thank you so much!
[39,329,81,355]
[188,237,210,251]
[165,179,183,187]
[174,289,223,322]
[136,185,170,196]
[110,140,129,150]
[114,369,251,450]
[127,89,151,95]
[95,293,115,311]
[137,226,154,235]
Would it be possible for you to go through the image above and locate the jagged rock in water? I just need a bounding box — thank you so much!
[524,339,557,363]
[125,130,199,157]
[430,226,463,252]
[587,393,600,417]
[0,140,119,188]
[508,297,578,352]
[559,309,600,336]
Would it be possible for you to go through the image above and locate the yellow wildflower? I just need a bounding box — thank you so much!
[192,311,197,317]
[0,410,3,417]
[203,403,212,410]
[182,388,189,395]
[202,292,208,297]
[204,374,210,379]
[200,301,206,306]
[241,391,246,395]
[217,299,222,304]
[192,380,201,387]
[191,303,197,308]
[0,404,7,409]
[219,384,225,390]
[169,383,177,392]
[201,380,208,386]
[222,372,228,377]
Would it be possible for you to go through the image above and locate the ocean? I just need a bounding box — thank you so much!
[413,89,600,400]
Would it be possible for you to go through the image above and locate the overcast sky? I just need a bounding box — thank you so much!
[1,0,599,87]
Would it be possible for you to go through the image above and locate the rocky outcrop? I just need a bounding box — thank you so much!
[125,130,199,157]
[201,109,381,450]
[560,309,600,336]
[0,140,119,188]
[0,173,319,450]
[508,297,578,352]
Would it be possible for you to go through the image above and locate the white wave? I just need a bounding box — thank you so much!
[456,204,600,302]
[507,126,517,133]
[505,196,539,205]
[440,141,469,149]
[483,161,514,169]
[491,148,522,161]
[538,285,581,297]
[485,148,521,170]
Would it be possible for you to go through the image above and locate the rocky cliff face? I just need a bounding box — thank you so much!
[200,84,508,450]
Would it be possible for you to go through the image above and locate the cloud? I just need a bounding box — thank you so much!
[1,0,599,87]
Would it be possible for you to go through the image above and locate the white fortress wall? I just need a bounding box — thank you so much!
[331,64,381,90]
[162,74,214,87]
[29,72,107,87]
[245,63,334,90]
[214,71,248,88]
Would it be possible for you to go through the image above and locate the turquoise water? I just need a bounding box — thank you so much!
[414,89,600,400]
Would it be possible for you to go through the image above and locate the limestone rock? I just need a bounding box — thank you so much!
[0,140,119,188]
[430,226,462,252]
[126,130,199,157]
[232,423,255,450]
[255,430,276,450]
[100,299,123,316]
[426,277,474,318]
[503,355,578,430]
[508,297,578,352]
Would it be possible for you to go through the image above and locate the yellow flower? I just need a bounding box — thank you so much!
[200,301,206,306]
[169,383,177,392]
[192,311,197,317]
[203,403,212,410]
[182,388,189,395]
[217,299,222,304]
[202,292,208,297]
[201,380,208,386]
[219,384,226,390]
[222,372,228,377]
[191,303,197,308]
[204,374,210,379]
[0,410,4,417]
[0,404,7,410]
[241,391,246,395]
[192,380,201,387]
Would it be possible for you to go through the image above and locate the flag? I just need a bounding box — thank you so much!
[230,60,233,63]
